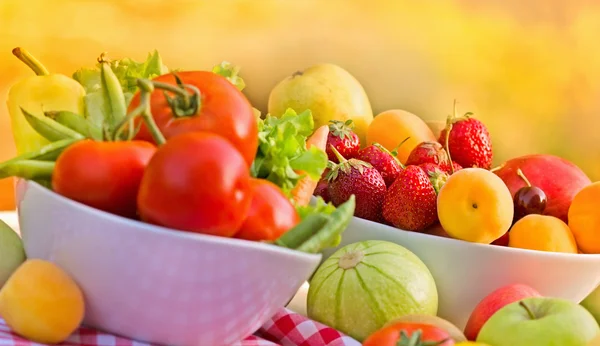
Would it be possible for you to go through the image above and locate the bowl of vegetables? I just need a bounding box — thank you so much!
[3,48,351,346]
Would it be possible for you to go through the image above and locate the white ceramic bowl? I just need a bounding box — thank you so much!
[300,216,600,330]
[15,180,322,346]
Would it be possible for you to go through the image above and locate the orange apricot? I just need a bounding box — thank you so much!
[366,109,436,164]
[568,181,600,254]
[509,214,578,253]
[0,259,85,344]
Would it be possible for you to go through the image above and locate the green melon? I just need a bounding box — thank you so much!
[307,240,438,341]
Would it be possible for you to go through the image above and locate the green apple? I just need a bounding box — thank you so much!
[0,220,26,287]
[477,297,600,346]
[582,286,600,324]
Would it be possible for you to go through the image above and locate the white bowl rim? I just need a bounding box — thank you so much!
[351,211,600,260]
[20,180,322,262]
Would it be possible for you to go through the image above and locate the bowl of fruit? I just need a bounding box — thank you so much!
[1,48,354,346]
[303,101,600,330]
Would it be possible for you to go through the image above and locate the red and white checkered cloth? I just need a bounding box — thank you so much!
[0,308,361,346]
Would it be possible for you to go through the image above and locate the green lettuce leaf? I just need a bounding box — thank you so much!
[212,61,246,91]
[251,108,328,199]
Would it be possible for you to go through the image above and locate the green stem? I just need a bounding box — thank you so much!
[443,100,457,174]
[137,79,166,146]
[152,78,202,117]
[112,93,148,141]
[0,160,55,181]
[517,168,532,187]
[519,301,536,320]
[12,47,50,76]
[153,80,191,106]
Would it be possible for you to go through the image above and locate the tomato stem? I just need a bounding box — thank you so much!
[12,47,50,76]
[151,79,202,117]
[137,79,167,146]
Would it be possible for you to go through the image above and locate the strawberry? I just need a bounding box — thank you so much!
[355,143,404,187]
[313,168,331,202]
[327,147,386,222]
[326,120,360,163]
[405,141,448,166]
[438,160,462,175]
[382,165,448,231]
[438,103,493,169]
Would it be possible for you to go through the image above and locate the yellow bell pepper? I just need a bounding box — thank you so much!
[6,47,86,154]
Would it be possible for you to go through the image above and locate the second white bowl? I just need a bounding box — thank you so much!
[308,217,600,330]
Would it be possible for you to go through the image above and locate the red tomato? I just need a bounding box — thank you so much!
[137,132,252,237]
[235,178,300,241]
[52,140,157,218]
[129,71,258,168]
[362,322,454,346]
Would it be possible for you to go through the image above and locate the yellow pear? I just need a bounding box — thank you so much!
[268,63,373,144]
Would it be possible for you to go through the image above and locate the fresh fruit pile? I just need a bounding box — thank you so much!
[302,82,597,254]
[307,240,600,345]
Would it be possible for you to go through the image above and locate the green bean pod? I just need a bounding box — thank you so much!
[296,195,356,253]
[45,110,103,140]
[275,213,330,249]
[99,57,127,135]
[21,108,85,142]
[0,160,55,181]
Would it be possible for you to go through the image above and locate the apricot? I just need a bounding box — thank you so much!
[437,168,514,244]
[0,259,85,344]
[568,181,600,253]
[509,214,578,253]
[366,109,436,164]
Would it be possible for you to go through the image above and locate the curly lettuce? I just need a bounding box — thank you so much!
[251,108,328,197]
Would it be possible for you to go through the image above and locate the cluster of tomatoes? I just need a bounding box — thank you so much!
[51,71,299,241]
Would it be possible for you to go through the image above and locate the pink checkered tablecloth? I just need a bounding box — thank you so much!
[0,308,361,346]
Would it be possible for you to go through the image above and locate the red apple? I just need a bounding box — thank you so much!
[464,283,541,340]
[493,154,591,223]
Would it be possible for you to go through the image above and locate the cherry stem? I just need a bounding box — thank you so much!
[443,100,458,174]
[519,301,536,320]
[516,168,532,187]
[12,47,50,76]
[330,145,347,163]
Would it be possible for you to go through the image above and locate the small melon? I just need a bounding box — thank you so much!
[307,240,438,341]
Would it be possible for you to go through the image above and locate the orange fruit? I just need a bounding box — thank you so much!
[0,259,85,344]
[568,181,600,253]
[366,109,436,164]
[509,214,578,253]
[437,168,514,244]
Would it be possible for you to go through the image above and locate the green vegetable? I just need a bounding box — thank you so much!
[251,108,328,197]
[276,195,355,254]
[212,61,245,91]
[72,50,168,136]
[21,108,85,142]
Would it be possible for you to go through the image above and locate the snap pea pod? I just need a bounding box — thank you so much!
[275,213,330,249]
[0,138,78,169]
[99,54,128,139]
[295,195,355,253]
[21,107,84,142]
[0,160,55,181]
[45,110,103,140]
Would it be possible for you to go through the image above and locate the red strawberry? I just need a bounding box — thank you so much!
[438,160,463,175]
[355,143,403,187]
[438,104,493,169]
[314,168,331,202]
[327,147,386,222]
[406,141,448,166]
[382,165,448,231]
[326,120,360,163]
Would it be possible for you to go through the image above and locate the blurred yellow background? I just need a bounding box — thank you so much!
[1,0,599,210]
